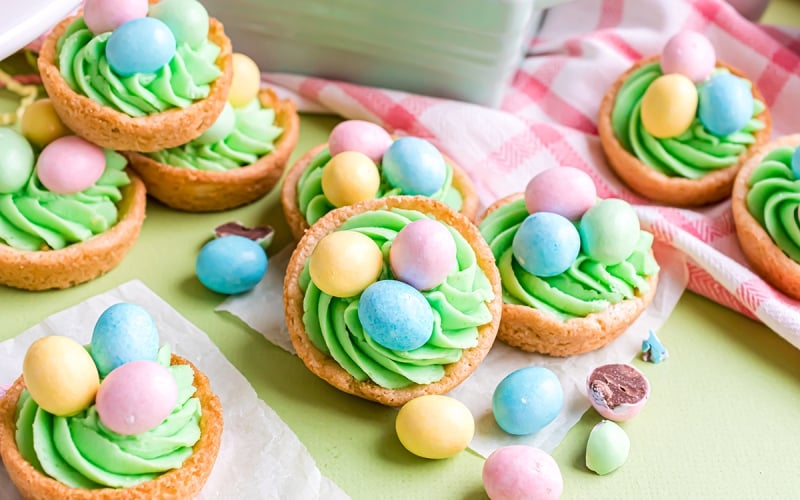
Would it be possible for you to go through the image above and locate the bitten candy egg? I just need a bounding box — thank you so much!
[586,420,630,475]
[524,167,596,220]
[396,395,474,459]
[36,136,106,194]
[91,302,159,377]
[309,230,383,297]
[698,73,754,137]
[20,98,71,148]
[390,219,457,291]
[196,235,268,294]
[0,128,34,194]
[641,73,698,138]
[483,446,563,500]
[148,0,209,47]
[83,0,148,35]
[228,53,261,108]
[579,199,640,265]
[358,280,434,351]
[661,31,716,83]
[382,137,447,196]
[328,120,393,162]
[512,212,581,277]
[321,151,381,207]
[96,360,178,435]
[23,336,99,416]
[194,102,235,145]
[492,366,564,436]
[587,363,650,421]
[106,17,176,77]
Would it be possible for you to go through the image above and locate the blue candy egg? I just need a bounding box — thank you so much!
[196,235,268,295]
[381,137,447,196]
[792,147,800,179]
[492,366,564,436]
[358,280,434,352]
[698,73,754,137]
[106,17,176,76]
[512,212,580,277]
[91,303,159,377]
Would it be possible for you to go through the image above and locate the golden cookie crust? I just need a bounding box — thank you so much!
[124,88,299,212]
[280,142,479,241]
[598,55,772,207]
[0,170,146,291]
[283,196,502,407]
[732,134,800,300]
[38,16,233,153]
[0,354,223,500]
[477,194,659,356]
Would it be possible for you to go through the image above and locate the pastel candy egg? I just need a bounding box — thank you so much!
[193,102,235,145]
[196,235,268,294]
[321,151,381,207]
[96,360,178,435]
[641,73,698,138]
[524,167,597,220]
[228,53,261,108]
[512,212,581,277]
[483,446,563,500]
[91,302,159,377]
[20,98,71,148]
[792,147,800,179]
[0,128,34,194]
[358,280,434,351]
[492,366,564,436]
[579,199,640,265]
[585,420,630,475]
[309,230,383,297]
[148,0,209,47]
[389,219,457,291]
[587,363,650,422]
[36,136,106,194]
[328,120,393,162]
[395,395,474,459]
[23,336,99,416]
[106,17,176,77]
[661,31,716,83]
[698,73,754,137]
[83,0,148,35]
[382,137,447,196]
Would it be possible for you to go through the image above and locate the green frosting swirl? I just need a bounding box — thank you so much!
[299,208,494,389]
[0,148,130,251]
[296,148,464,226]
[14,346,201,489]
[478,199,659,321]
[56,18,221,117]
[146,99,283,171]
[611,62,765,179]
[746,146,800,263]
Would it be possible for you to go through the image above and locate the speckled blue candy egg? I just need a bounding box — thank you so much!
[196,235,268,294]
[381,137,447,196]
[512,212,580,277]
[106,17,176,76]
[698,73,754,137]
[492,366,564,436]
[91,303,159,377]
[358,280,434,352]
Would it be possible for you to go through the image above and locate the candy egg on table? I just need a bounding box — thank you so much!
[586,363,650,422]
[395,395,474,459]
[492,366,564,436]
[227,53,261,108]
[106,17,177,76]
[381,137,447,196]
[358,280,434,351]
[698,73,754,137]
[193,102,236,145]
[91,302,160,377]
[328,120,393,162]
[321,151,381,207]
[660,31,716,83]
[579,198,640,265]
[96,360,178,435]
[36,135,106,194]
[524,166,597,221]
[640,73,698,138]
[512,212,581,277]
[308,230,383,297]
[0,128,34,194]
[483,445,563,500]
[585,420,630,475]
[148,0,209,47]
[389,219,457,291]
[22,336,99,417]
[83,0,149,35]
[20,98,71,148]
[196,235,268,295]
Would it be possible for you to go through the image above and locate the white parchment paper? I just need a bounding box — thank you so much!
[0,280,348,500]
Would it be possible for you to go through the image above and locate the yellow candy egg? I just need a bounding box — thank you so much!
[20,99,71,148]
[640,73,698,139]
[22,336,100,416]
[228,53,261,108]
[396,395,475,459]
[321,151,381,207]
[309,230,383,298]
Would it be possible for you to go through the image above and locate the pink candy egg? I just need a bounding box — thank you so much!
[390,219,457,291]
[524,166,596,220]
[328,120,393,163]
[483,445,563,500]
[36,136,105,194]
[96,360,178,435]
[83,0,149,35]
[661,31,716,83]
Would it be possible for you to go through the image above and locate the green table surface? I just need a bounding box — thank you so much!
[3,3,800,498]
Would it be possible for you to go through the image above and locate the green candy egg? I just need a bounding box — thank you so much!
[149,0,209,48]
[579,198,640,265]
[585,420,630,475]
[193,102,235,145]
[0,128,35,194]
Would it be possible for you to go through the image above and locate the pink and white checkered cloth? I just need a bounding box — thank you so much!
[262,0,800,347]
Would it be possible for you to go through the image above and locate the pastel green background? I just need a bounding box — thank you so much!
[2,3,800,498]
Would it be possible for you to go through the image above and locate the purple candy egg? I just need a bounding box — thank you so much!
[328,120,393,163]
[390,219,457,291]
[661,31,716,83]
[524,167,597,220]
